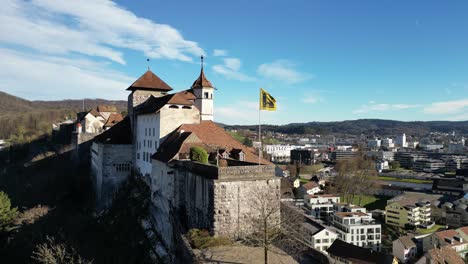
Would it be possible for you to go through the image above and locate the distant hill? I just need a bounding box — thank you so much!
[0,91,127,141]
[0,91,126,114]
[223,119,468,136]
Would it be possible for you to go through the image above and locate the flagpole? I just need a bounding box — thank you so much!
[258,88,262,166]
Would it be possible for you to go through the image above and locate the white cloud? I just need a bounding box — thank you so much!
[424,99,468,114]
[353,102,421,114]
[224,58,241,71]
[257,60,312,84]
[0,48,133,100]
[212,58,255,82]
[302,97,319,104]
[301,91,325,104]
[0,0,204,64]
[213,49,228,57]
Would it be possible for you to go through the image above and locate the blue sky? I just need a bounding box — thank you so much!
[1,0,468,124]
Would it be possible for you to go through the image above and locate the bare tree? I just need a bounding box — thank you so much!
[335,156,378,205]
[241,187,309,264]
[31,236,93,264]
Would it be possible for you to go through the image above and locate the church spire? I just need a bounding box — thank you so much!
[191,55,214,89]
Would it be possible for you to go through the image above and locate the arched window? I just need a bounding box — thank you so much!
[169,105,179,109]
[210,93,213,99]
[182,106,192,109]
[204,92,209,98]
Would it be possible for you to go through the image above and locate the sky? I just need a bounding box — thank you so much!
[1,0,468,125]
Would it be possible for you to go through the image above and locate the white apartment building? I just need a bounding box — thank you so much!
[305,194,340,222]
[264,144,303,162]
[396,133,408,148]
[332,211,382,251]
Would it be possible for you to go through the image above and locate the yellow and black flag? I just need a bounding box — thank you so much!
[260,88,276,111]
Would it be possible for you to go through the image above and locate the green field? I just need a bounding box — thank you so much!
[416,224,445,235]
[340,195,390,210]
[378,176,433,184]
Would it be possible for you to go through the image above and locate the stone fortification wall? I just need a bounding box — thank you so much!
[91,142,133,210]
[212,176,280,238]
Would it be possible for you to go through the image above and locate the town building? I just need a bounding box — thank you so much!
[367,139,382,149]
[394,152,427,169]
[302,218,338,253]
[290,148,315,166]
[396,133,408,148]
[327,239,396,264]
[385,192,443,228]
[393,235,417,263]
[422,246,464,264]
[304,194,340,222]
[432,179,468,197]
[332,210,382,250]
[413,159,446,173]
[382,138,395,148]
[330,150,358,162]
[301,181,321,195]
[264,144,302,163]
[429,227,468,258]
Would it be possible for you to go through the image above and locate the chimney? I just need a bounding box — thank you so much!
[76,123,82,134]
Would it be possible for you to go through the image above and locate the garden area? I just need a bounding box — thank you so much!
[340,194,390,210]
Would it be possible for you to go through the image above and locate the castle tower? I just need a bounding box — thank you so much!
[191,56,215,121]
[126,70,173,130]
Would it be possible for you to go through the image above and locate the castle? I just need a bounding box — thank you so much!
[90,60,280,253]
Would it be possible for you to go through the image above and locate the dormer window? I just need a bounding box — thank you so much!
[239,152,245,161]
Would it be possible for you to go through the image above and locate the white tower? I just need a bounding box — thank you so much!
[191,56,215,121]
[396,133,407,148]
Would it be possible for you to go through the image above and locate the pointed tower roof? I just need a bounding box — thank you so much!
[127,70,173,91]
[191,56,214,89]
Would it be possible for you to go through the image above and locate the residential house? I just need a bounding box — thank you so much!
[302,218,338,254]
[393,235,418,263]
[302,181,321,195]
[327,239,396,264]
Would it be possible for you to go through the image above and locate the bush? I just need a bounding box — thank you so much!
[188,229,232,249]
[0,191,18,230]
[31,236,93,264]
[190,147,208,164]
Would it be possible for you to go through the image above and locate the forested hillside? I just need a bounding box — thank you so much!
[223,119,468,136]
[0,91,126,143]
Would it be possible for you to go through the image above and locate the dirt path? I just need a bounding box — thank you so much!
[194,245,298,264]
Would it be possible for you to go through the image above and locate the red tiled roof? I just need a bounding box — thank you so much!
[127,70,173,91]
[427,246,464,264]
[191,69,214,89]
[458,226,468,236]
[178,121,270,164]
[167,93,193,105]
[179,89,197,100]
[104,113,124,128]
[152,121,270,164]
[436,230,468,246]
[303,181,319,190]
